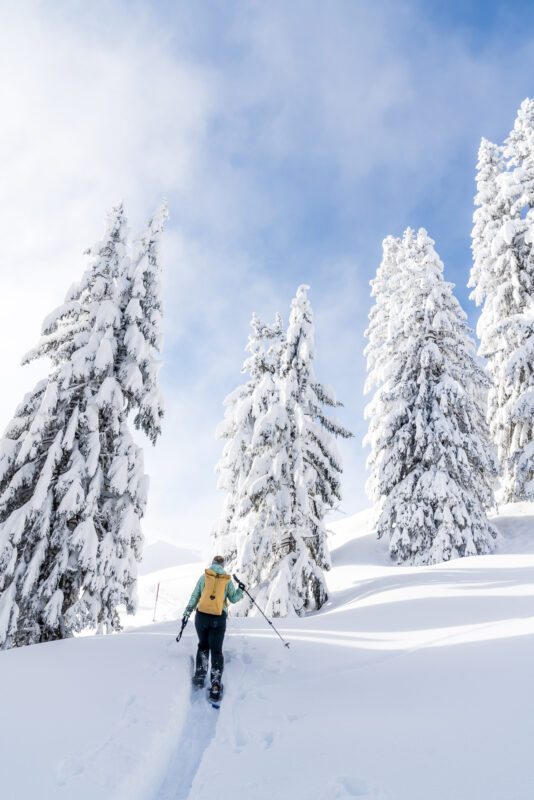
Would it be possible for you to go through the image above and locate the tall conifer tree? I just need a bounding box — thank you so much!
[470,100,534,502]
[121,201,168,444]
[364,235,401,399]
[277,285,352,612]
[214,286,351,616]
[214,314,288,613]
[0,203,165,647]
[366,229,498,564]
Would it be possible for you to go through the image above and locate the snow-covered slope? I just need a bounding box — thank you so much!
[1,506,534,800]
[138,541,202,576]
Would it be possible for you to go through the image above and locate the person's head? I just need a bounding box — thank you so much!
[212,555,225,566]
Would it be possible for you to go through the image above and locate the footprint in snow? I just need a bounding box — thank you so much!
[261,731,274,749]
[56,756,85,786]
[232,728,247,751]
[321,775,379,799]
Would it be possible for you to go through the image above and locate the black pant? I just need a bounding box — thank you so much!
[194,610,226,684]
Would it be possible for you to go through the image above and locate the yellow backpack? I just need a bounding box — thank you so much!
[197,569,231,615]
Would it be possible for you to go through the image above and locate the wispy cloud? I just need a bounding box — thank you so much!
[2,1,534,549]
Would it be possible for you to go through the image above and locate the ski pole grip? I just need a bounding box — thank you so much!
[233,573,246,590]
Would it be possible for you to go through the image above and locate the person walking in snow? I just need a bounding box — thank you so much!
[183,555,244,701]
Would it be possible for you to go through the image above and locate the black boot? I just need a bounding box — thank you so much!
[210,652,224,687]
[208,680,222,702]
[193,648,209,687]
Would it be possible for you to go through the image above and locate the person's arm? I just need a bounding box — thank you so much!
[225,578,243,604]
[184,575,204,617]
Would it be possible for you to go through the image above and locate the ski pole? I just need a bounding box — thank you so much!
[233,574,290,649]
[176,616,188,643]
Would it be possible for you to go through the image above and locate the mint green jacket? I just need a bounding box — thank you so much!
[185,563,243,615]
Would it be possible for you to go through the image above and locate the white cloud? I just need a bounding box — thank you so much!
[0,1,219,547]
[2,1,534,553]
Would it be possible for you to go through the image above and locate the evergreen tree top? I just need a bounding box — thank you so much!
[284,285,314,363]
[474,139,504,201]
[505,97,534,165]
[22,205,128,372]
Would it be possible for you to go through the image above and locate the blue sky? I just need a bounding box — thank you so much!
[1,0,534,550]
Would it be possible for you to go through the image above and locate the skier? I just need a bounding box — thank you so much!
[184,555,244,702]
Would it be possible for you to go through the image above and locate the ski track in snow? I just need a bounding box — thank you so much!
[155,647,249,800]
[156,689,217,800]
[181,634,382,800]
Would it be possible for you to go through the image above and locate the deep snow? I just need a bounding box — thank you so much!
[1,506,534,799]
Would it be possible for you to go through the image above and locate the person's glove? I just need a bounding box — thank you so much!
[236,579,246,592]
[183,606,193,620]
[176,611,191,642]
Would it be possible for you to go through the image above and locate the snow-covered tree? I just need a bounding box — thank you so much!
[213,313,285,594]
[120,201,168,444]
[469,138,505,304]
[364,234,402,506]
[271,285,351,615]
[470,100,534,501]
[364,235,401,398]
[214,286,351,617]
[0,203,160,648]
[365,228,498,565]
